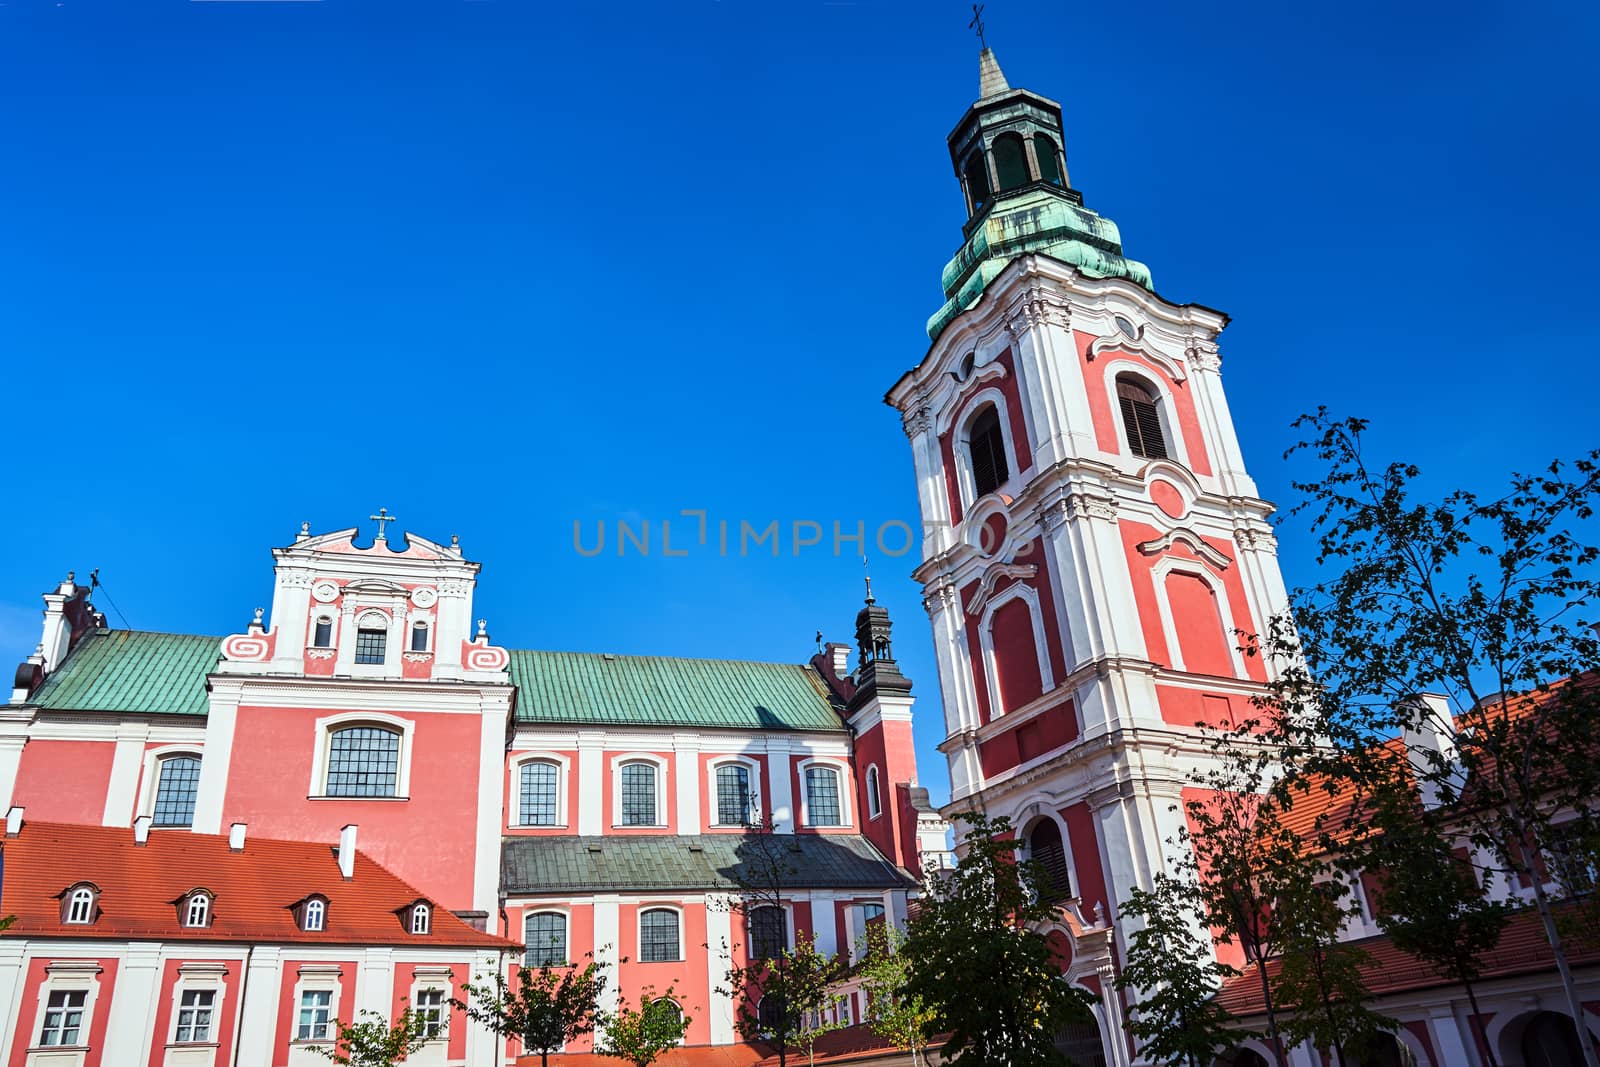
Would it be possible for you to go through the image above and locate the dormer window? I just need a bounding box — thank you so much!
[408,901,431,936]
[182,891,212,928]
[63,884,97,925]
[297,896,327,933]
[410,622,429,652]
[313,617,333,648]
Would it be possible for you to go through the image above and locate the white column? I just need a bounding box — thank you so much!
[102,942,162,1065]
[1428,1004,1478,1066]
[593,896,622,1032]
[234,947,282,1067]
[192,680,243,834]
[473,696,509,933]
[765,740,794,834]
[810,892,838,960]
[0,941,28,1061]
[0,720,28,810]
[577,733,604,836]
[463,950,504,1067]
[102,726,148,826]
[673,734,701,834]
[705,897,736,1045]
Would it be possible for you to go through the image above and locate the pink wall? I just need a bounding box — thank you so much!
[1073,330,1213,476]
[8,957,119,1067]
[1062,803,1107,918]
[392,961,469,1061]
[11,740,115,824]
[615,902,713,1046]
[145,958,241,1067]
[273,959,357,1064]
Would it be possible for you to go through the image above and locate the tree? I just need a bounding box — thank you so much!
[309,1007,430,1067]
[454,956,609,1067]
[598,987,692,1067]
[1275,412,1600,1066]
[901,810,1095,1067]
[859,923,937,1067]
[1116,868,1244,1067]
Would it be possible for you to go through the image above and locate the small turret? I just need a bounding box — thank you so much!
[849,577,912,711]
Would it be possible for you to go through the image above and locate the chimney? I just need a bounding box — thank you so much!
[133,815,151,845]
[229,823,247,851]
[5,806,23,836]
[829,643,850,678]
[337,824,357,880]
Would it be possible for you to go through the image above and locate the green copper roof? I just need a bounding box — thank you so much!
[507,650,845,732]
[928,186,1154,341]
[31,629,219,716]
[501,833,913,894]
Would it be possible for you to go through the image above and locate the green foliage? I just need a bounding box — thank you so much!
[1272,874,1393,1067]
[859,924,937,1067]
[1116,869,1244,1067]
[454,957,608,1067]
[598,987,691,1067]
[725,932,849,1067]
[901,810,1095,1067]
[308,1007,430,1067]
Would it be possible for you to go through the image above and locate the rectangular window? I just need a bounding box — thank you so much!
[716,763,752,826]
[313,619,333,647]
[639,909,681,962]
[805,766,842,826]
[415,988,446,1039]
[525,912,568,968]
[354,628,387,665]
[620,762,658,826]
[520,761,560,826]
[748,906,787,960]
[297,989,332,1041]
[39,990,86,1047]
[175,988,215,1043]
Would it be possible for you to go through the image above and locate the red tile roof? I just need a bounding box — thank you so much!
[1215,907,1600,1017]
[0,820,512,949]
[529,1027,928,1067]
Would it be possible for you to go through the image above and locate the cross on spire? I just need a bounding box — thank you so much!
[369,507,398,542]
[969,3,987,49]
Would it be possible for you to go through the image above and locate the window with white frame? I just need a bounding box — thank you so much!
[804,765,843,827]
[174,989,215,1043]
[183,891,212,928]
[300,897,327,932]
[747,905,787,960]
[1115,375,1169,460]
[715,762,754,826]
[415,987,447,1040]
[64,885,96,925]
[639,907,681,962]
[326,725,402,797]
[38,989,87,1047]
[519,760,561,826]
[354,623,387,665]
[297,989,333,1041]
[312,616,334,648]
[525,911,568,967]
[865,765,882,820]
[410,621,429,652]
[152,754,202,827]
[619,760,660,826]
[966,404,1010,498]
[409,902,432,935]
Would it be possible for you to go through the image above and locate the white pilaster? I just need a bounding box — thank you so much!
[0,713,29,810]
[473,694,509,933]
[706,897,736,1045]
[102,941,163,1065]
[810,892,838,960]
[234,947,282,1067]
[577,732,604,836]
[593,896,622,1037]
[0,941,27,1062]
[673,734,701,834]
[357,947,394,1017]
[765,739,794,834]
[1428,1005,1478,1067]
[102,726,149,826]
[193,679,243,835]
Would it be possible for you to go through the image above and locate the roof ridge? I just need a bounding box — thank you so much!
[509,647,812,670]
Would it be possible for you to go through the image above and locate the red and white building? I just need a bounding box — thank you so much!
[0,524,941,1065]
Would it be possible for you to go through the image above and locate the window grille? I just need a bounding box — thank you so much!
[1116,378,1169,460]
[639,908,680,962]
[325,726,401,797]
[39,990,86,1047]
[968,407,1009,497]
[716,764,752,825]
[805,766,842,826]
[297,990,332,1041]
[415,988,446,1039]
[620,762,658,825]
[354,627,387,664]
[758,993,787,1031]
[152,755,201,827]
[748,906,787,960]
[520,761,560,826]
[175,989,214,1043]
[525,912,568,967]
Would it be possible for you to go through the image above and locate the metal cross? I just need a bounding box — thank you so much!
[369,507,397,541]
[969,3,987,49]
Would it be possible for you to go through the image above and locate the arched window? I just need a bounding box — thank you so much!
[1163,570,1235,677]
[301,897,326,932]
[326,725,402,797]
[1033,134,1063,185]
[989,596,1045,713]
[410,622,428,652]
[152,754,202,827]
[520,760,561,826]
[993,133,1029,190]
[715,763,753,826]
[639,908,681,962]
[865,765,882,820]
[65,885,96,925]
[1054,1016,1106,1067]
[652,998,684,1033]
[312,616,334,648]
[748,905,787,960]
[1116,376,1169,460]
[620,761,659,826]
[1520,1012,1586,1066]
[1363,1033,1417,1067]
[967,405,1009,498]
[804,765,843,827]
[757,994,788,1032]
[410,902,431,935]
[964,151,991,215]
[525,911,568,967]
[184,891,211,928]
[1027,820,1072,903]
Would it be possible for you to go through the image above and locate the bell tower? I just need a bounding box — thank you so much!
[886,44,1292,1025]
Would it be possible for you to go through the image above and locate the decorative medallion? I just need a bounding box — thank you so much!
[311,580,339,604]
[410,587,437,608]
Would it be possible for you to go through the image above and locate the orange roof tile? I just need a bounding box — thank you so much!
[0,820,513,949]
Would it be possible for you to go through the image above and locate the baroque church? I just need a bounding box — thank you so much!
[2,43,1595,1067]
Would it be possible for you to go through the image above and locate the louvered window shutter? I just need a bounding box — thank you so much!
[968,407,1010,497]
[1116,379,1169,460]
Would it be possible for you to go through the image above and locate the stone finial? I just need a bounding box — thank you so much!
[978,47,1010,99]
[297,521,312,542]
[1093,900,1106,926]
[476,619,488,640]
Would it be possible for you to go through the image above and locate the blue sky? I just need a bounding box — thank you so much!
[2,0,1596,806]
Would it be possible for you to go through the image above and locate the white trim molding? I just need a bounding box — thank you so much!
[706,755,762,828]
[508,752,571,830]
[610,753,670,830]
[307,711,416,800]
[796,757,852,829]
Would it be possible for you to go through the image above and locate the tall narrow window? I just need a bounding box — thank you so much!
[415,988,446,1040]
[66,886,96,925]
[410,902,431,935]
[968,406,1009,498]
[1028,820,1072,903]
[175,989,215,1043]
[639,908,681,962]
[716,763,752,826]
[297,990,332,1041]
[355,627,387,664]
[1033,134,1063,185]
[964,151,992,215]
[805,766,842,826]
[520,760,560,826]
[620,762,658,826]
[326,725,401,797]
[410,622,428,652]
[1116,377,1169,460]
[865,765,882,819]
[993,133,1029,190]
[749,906,787,960]
[152,754,201,827]
[38,990,86,1047]
[525,912,568,967]
[301,897,326,932]
[312,617,333,648]
[184,892,211,928]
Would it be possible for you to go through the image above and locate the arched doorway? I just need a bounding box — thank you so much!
[1361,1032,1417,1067]
[1054,1015,1106,1067]
[1519,1011,1587,1067]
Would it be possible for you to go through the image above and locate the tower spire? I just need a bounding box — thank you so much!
[978,47,1010,99]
